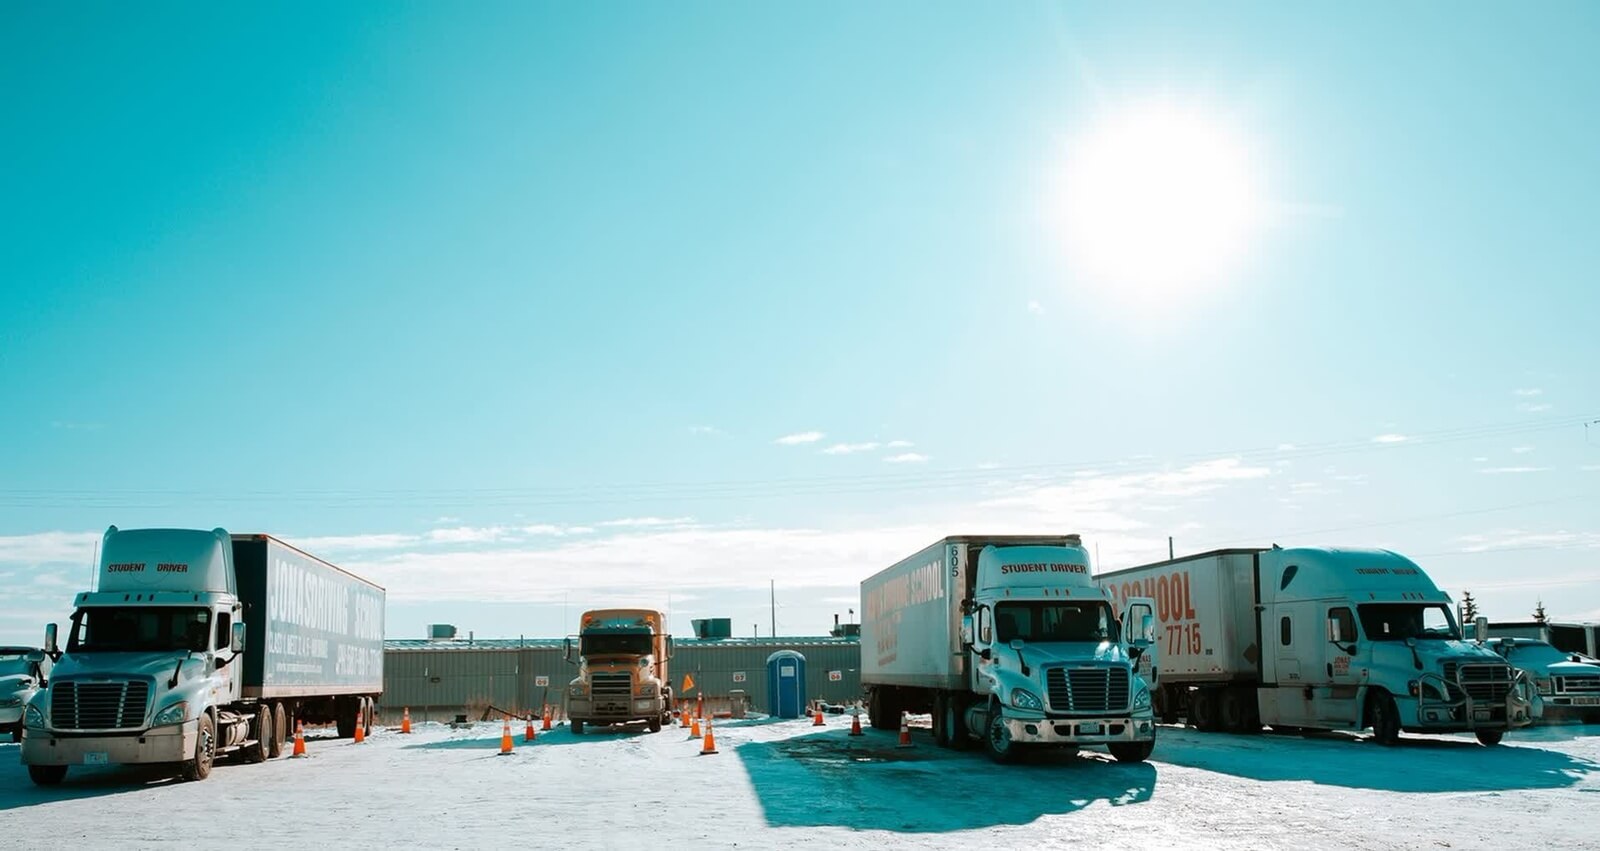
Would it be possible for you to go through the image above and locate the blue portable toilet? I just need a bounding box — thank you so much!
[766,650,806,719]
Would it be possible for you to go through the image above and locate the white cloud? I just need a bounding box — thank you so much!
[1456,530,1600,554]
[0,531,99,564]
[1582,465,1600,472]
[596,517,697,529]
[976,462,1001,470]
[1471,456,1490,463]
[291,533,421,552]
[1518,403,1553,412]
[688,425,726,437]
[1372,434,1407,444]
[1275,443,1296,451]
[774,431,825,445]
[1513,388,1543,397]
[1477,467,1548,475]
[884,453,930,464]
[1027,300,1044,315]
[886,440,915,449]
[821,442,880,455]
[1511,446,1533,454]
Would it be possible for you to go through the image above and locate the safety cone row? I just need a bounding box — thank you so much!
[542,704,553,731]
[498,717,514,755]
[898,711,913,748]
[401,707,412,734]
[291,720,307,757]
[848,705,864,737]
[698,717,717,755]
[525,715,537,743]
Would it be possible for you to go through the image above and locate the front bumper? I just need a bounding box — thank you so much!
[0,704,24,726]
[1005,714,1156,745]
[21,720,198,766]
[1412,673,1534,731]
[567,696,666,722]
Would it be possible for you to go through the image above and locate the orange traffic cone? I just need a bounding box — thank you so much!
[681,704,692,728]
[898,712,913,748]
[698,717,717,755]
[849,706,864,737]
[691,714,702,739]
[291,720,307,757]
[354,715,366,744]
[542,704,553,731]
[696,694,704,720]
[524,715,536,743]
[499,717,514,755]
[401,707,412,734]
[813,703,825,726]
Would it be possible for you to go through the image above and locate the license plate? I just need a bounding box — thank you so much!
[1573,697,1600,706]
[1473,710,1491,722]
[1078,722,1103,735]
[83,752,109,765]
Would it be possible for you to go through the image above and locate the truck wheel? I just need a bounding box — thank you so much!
[984,702,1022,765]
[242,704,270,764]
[571,719,584,735]
[648,715,662,733]
[336,699,358,739]
[931,694,950,747]
[1368,692,1400,746]
[269,703,286,758]
[1475,730,1504,746]
[1108,741,1154,763]
[1219,688,1256,733]
[1154,686,1181,725]
[943,695,969,750]
[181,713,216,782]
[1190,689,1219,732]
[28,765,67,786]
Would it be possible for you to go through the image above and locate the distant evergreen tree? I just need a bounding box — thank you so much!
[1533,599,1548,624]
[1460,591,1479,623]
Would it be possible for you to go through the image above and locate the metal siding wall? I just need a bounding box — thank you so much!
[382,640,861,720]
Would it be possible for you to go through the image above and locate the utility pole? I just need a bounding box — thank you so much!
[1168,536,1174,560]
[770,579,776,640]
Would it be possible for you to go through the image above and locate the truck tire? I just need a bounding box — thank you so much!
[1154,686,1182,725]
[1108,741,1154,763]
[28,764,67,786]
[1475,730,1504,746]
[1219,688,1254,733]
[336,699,358,739]
[570,719,585,735]
[1190,689,1219,732]
[10,727,20,743]
[242,704,270,764]
[938,694,969,750]
[983,701,1023,765]
[648,715,662,733]
[180,713,216,782]
[1368,692,1400,746]
[268,702,287,758]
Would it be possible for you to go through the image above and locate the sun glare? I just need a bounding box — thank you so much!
[1057,102,1264,301]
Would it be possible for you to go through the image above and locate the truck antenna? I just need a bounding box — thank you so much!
[770,579,776,640]
[90,540,99,591]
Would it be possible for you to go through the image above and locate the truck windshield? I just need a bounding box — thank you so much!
[994,602,1113,643]
[0,653,33,675]
[1357,604,1459,641]
[69,607,213,653]
[581,632,652,657]
[1504,643,1575,668]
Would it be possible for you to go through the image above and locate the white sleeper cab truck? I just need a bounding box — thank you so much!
[861,535,1159,764]
[1098,546,1532,745]
[1,646,51,742]
[21,527,385,785]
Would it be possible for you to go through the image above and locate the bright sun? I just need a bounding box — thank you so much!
[1058,103,1263,299]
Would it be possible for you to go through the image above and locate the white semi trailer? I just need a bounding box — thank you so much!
[1098,546,1533,745]
[861,535,1158,764]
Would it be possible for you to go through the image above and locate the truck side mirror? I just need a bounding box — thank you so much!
[1328,617,1344,644]
[564,637,575,665]
[231,622,246,653]
[1474,616,1488,643]
[44,622,59,659]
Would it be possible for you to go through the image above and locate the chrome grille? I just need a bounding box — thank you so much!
[1045,666,1130,713]
[50,680,150,730]
[590,672,632,698]
[1443,663,1513,702]
[1556,676,1600,694]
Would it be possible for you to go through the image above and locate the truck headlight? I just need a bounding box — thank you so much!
[1011,688,1043,711]
[24,703,46,729]
[637,682,657,697]
[153,701,188,727]
[568,684,587,698]
[0,696,23,708]
[1534,678,1553,696]
[1132,684,1151,711]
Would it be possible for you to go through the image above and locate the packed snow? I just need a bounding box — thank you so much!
[3,715,1596,849]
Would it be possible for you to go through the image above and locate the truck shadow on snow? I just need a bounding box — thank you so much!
[1153,726,1598,793]
[0,739,323,809]
[736,730,1156,833]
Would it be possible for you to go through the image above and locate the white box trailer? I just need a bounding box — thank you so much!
[862,534,1158,764]
[1098,546,1533,746]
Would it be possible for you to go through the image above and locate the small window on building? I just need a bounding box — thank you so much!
[1280,616,1292,647]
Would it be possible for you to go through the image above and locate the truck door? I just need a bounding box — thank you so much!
[1268,604,1312,726]
[1313,604,1362,727]
[1122,598,1158,688]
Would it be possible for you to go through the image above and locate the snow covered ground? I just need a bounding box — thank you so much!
[3,716,1596,849]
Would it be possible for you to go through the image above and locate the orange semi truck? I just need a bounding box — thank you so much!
[564,609,673,733]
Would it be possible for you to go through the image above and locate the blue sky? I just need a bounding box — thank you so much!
[2,2,1597,644]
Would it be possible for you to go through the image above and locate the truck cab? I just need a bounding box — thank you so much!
[960,542,1158,763]
[22,527,246,785]
[1257,547,1532,745]
[1482,637,1600,723]
[564,609,673,734]
[0,646,51,743]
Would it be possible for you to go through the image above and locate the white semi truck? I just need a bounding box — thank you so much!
[860,535,1159,764]
[1098,546,1533,745]
[21,527,385,785]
